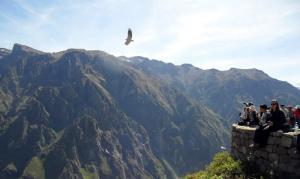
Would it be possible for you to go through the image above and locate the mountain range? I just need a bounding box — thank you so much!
[0,44,299,179]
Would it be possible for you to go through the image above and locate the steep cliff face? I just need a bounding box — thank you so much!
[0,44,228,179]
[1,44,299,178]
[231,124,300,178]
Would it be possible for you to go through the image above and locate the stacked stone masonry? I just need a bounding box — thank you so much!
[231,124,300,178]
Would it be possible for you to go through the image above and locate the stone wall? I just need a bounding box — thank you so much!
[231,124,300,178]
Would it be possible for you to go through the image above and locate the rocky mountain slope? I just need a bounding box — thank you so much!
[126,56,300,125]
[0,44,228,179]
[1,44,299,179]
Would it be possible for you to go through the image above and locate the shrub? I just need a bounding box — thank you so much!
[185,151,246,179]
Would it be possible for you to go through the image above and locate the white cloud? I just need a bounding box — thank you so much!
[1,0,299,85]
[150,0,299,60]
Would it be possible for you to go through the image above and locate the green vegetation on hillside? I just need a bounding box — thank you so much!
[185,152,245,179]
[184,152,268,179]
[22,157,45,179]
[80,167,99,179]
[185,152,263,179]
[99,156,111,175]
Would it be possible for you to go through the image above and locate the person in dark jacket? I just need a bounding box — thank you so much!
[268,100,286,131]
[253,100,286,147]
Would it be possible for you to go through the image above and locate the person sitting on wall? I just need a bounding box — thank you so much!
[238,103,258,126]
[249,105,259,125]
[257,104,270,126]
[268,100,286,131]
[253,100,286,147]
[238,107,250,126]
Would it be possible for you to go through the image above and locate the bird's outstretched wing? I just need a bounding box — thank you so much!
[125,28,133,45]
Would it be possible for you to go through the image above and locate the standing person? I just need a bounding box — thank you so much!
[294,105,300,129]
[280,105,289,119]
[286,105,295,127]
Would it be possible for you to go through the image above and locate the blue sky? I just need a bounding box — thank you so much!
[1,0,300,87]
